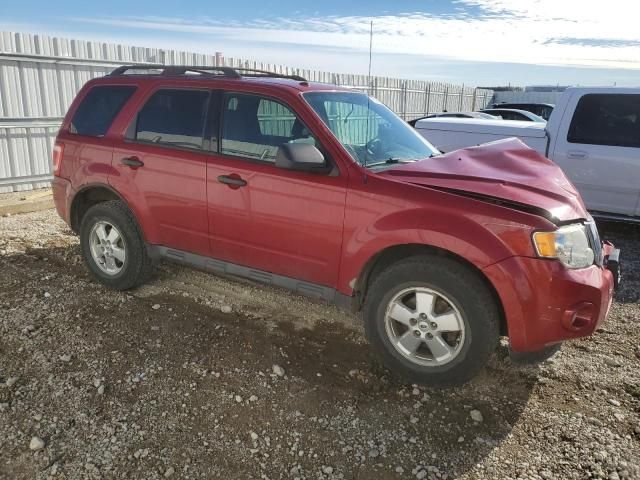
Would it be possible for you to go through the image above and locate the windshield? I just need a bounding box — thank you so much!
[304,91,440,168]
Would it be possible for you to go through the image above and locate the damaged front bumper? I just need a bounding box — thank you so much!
[483,243,619,353]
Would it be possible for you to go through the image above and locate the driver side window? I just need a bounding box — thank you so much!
[221,93,317,162]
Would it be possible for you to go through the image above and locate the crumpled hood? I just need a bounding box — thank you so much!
[379,138,588,222]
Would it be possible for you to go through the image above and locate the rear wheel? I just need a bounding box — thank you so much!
[363,255,500,386]
[80,200,153,290]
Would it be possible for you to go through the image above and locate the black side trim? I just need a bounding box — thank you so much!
[149,245,355,310]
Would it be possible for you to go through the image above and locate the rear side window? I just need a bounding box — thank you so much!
[135,89,210,150]
[70,85,136,136]
[568,94,640,148]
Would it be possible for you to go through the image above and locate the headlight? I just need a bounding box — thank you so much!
[533,224,595,269]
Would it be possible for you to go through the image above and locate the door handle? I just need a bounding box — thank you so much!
[217,175,247,187]
[121,156,144,168]
[567,150,588,159]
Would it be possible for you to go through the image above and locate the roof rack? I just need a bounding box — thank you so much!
[109,65,307,82]
[232,67,307,82]
[109,65,241,78]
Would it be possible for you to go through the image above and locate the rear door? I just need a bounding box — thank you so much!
[205,90,347,288]
[110,87,212,256]
[58,84,137,184]
[551,93,640,216]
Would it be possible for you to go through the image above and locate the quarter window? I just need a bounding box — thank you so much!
[70,85,136,137]
[135,89,210,150]
[568,94,640,148]
[221,93,316,162]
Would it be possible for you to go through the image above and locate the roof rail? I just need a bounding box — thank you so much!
[232,67,307,82]
[109,65,241,78]
[109,65,307,82]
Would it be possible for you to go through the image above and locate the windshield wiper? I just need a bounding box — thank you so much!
[364,157,416,168]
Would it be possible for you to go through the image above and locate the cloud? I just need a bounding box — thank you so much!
[64,1,640,73]
[545,38,640,48]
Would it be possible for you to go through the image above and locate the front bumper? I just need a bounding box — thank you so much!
[483,251,617,352]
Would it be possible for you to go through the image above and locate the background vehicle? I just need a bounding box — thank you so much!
[479,108,546,122]
[52,67,618,386]
[414,117,547,153]
[408,111,497,126]
[492,102,555,120]
[416,87,640,221]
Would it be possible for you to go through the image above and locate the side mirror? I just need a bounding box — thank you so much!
[275,143,327,172]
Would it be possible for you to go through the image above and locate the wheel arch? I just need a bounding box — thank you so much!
[70,184,138,235]
[353,243,508,336]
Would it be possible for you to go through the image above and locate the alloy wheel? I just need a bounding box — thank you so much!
[88,221,126,276]
[384,287,465,367]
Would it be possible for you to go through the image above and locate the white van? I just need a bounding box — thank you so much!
[415,88,640,221]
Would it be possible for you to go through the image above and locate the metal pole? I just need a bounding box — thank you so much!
[402,81,407,119]
[443,85,449,112]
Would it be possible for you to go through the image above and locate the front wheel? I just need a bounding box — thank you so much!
[363,255,500,386]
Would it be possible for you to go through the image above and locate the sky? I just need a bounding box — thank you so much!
[2,0,640,87]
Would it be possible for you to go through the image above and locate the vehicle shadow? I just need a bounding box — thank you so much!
[1,244,538,479]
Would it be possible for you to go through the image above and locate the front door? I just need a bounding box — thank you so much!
[205,91,347,287]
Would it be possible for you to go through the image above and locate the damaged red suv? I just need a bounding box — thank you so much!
[52,65,620,385]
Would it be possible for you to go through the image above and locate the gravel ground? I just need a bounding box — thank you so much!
[0,209,639,480]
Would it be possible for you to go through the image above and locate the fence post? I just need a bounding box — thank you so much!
[423,83,430,115]
[443,85,449,112]
[471,88,477,111]
[459,84,465,111]
[401,81,408,120]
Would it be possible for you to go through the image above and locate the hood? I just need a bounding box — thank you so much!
[379,138,587,223]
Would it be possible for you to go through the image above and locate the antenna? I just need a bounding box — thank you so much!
[364,20,373,173]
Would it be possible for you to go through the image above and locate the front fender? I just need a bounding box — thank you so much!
[337,177,553,295]
[338,210,516,293]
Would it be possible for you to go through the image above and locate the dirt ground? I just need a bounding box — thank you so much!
[0,209,639,480]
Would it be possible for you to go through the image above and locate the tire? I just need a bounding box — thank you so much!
[79,200,153,290]
[363,255,500,386]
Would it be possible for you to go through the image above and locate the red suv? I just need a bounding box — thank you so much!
[52,65,620,385]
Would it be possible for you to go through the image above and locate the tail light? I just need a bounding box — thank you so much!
[52,142,64,177]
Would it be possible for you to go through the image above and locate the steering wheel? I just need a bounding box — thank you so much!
[365,138,384,158]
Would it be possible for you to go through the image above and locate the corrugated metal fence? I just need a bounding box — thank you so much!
[0,31,493,192]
